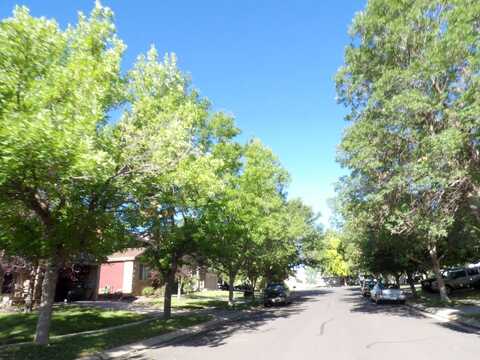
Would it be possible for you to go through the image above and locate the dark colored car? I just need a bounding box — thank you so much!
[264,283,291,306]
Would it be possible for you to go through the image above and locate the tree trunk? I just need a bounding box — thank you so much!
[24,270,34,313]
[0,262,4,295]
[394,274,400,287]
[429,245,450,302]
[407,272,417,298]
[34,259,59,345]
[177,275,182,299]
[228,271,236,306]
[163,256,177,319]
[32,265,44,306]
[250,277,257,300]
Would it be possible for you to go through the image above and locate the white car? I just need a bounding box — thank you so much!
[370,283,406,304]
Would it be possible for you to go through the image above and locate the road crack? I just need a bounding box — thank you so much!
[318,318,334,336]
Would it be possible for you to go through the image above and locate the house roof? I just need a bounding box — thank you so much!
[106,248,145,262]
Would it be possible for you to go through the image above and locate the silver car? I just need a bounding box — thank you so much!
[370,283,406,304]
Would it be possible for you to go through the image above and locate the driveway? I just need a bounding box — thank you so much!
[127,287,479,360]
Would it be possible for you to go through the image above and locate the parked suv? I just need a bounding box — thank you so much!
[421,267,480,294]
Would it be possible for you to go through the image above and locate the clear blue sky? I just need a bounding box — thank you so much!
[0,0,365,226]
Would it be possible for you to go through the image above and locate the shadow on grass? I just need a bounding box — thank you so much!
[0,314,210,360]
[0,306,146,345]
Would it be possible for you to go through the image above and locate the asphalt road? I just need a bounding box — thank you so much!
[129,287,479,360]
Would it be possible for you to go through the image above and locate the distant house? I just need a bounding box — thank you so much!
[98,248,218,296]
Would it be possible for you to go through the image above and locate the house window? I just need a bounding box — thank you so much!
[139,264,150,281]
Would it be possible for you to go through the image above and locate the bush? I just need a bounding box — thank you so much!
[142,287,155,297]
[154,286,165,297]
[182,277,196,294]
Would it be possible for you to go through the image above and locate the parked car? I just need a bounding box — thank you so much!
[264,283,291,306]
[234,283,253,292]
[217,282,229,291]
[361,279,376,297]
[370,283,406,304]
[421,267,480,294]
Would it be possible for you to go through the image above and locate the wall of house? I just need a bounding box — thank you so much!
[98,262,124,294]
[132,260,152,296]
[203,272,218,290]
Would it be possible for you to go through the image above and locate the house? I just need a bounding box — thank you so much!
[98,248,218,296]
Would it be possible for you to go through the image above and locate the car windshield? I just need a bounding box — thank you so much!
[266,284,285,292]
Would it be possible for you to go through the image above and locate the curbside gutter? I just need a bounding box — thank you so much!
[78,310,251,360]
[405,301,480,332]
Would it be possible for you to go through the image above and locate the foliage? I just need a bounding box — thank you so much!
[141,287,155,297]
[335,0,480,300]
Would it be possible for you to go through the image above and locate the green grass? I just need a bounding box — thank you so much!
[409,288,480,308]
[0,314,211,360]
[0,306,147,345]
[142,290,261,310]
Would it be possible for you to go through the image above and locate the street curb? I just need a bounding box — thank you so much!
[405,302,480,332]
[78,311,251,360]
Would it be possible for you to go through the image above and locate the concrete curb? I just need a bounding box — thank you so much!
[79,311,250,360]
[405,302,480,331]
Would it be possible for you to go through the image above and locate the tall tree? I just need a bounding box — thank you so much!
[0,4,129,343]
[122,47,241,318]
[200,139,289,305]
[336,0,480,301]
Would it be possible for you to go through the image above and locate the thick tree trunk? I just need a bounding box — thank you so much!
[163,256,177,320]
[228,271,236,306]
[34,259,59,345]
[407,272,417,298]
[429,245,450,302]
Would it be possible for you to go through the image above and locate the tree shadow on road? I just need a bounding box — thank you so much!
[127,289,332,357]
[343,288,480,337]
[344,288,426,319]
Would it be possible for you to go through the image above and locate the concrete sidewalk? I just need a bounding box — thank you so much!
[406,300,480,330]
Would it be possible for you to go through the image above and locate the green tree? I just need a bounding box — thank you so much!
[336,0,480,301]
[122,47,241,318]
[200,139,289,304]
[318,231,351,283]
[0,4,128,344]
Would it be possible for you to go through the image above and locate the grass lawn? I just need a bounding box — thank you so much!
[142,290,262,310]
[408,288,480,308]
[0,306,148,345]
[0,314,211,360]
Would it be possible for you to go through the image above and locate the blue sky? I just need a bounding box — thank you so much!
[0,0,365,226]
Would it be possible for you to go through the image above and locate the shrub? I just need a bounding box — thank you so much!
[154,286,165,297]
[142,287,155,297]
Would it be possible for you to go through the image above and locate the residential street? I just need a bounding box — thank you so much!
[130,287,479,360]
